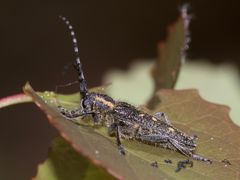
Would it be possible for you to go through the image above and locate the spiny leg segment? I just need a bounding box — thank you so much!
[116,124,126,155]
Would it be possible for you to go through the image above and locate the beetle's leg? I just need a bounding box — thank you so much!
[154,112,171,125]
[92,113,102,124]
[169,139,212,164]
[116,125,126,155]
[58,106,91,119]
[107,123,125,154]
[139,135,195,155]
[169,138,191,157]
[118,126,136,140]
[192,154,212,164]
[107,123,117,136]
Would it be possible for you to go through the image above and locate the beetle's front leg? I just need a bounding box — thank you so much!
[58,106,91,119]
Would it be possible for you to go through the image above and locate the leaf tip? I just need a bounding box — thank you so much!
[23,81,32,93]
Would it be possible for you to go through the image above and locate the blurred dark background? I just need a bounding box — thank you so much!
[0,0,239,179]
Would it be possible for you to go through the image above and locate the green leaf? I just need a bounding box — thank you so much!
[34,137,114,180]
[23,82,240,180]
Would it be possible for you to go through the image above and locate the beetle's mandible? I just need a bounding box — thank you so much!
[57,16,212,164]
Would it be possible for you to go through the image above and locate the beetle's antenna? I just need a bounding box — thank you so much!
[59,15,89,98]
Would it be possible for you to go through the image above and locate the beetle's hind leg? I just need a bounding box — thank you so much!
[170,139,212,164]
[192,154,212,164]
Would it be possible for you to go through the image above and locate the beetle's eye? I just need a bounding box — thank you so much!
[81,99,86,108]
[81,99,92,109]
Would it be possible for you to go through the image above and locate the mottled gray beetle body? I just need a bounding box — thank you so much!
[58,16,212,163]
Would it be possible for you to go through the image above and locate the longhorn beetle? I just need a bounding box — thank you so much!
[58,16,212,164]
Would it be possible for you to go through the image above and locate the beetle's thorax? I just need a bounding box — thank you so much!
[89,93,116,112]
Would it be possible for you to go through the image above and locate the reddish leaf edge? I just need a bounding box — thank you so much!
[0,93,32,109]
[23,82,124,180]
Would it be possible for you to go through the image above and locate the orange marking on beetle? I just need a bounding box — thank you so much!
[95,96,114,108]
[168,127,175,132]
[133,123,140,129]
[152,117,158,122]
